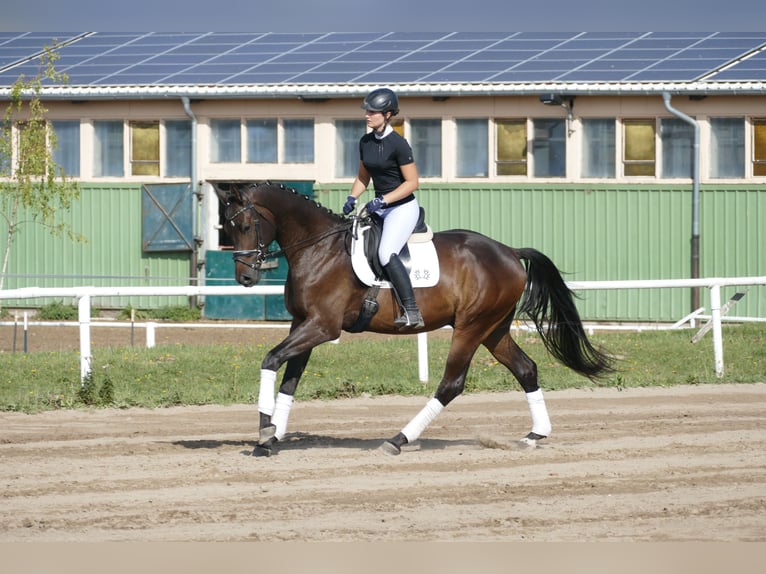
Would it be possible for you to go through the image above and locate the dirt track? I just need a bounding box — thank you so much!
[1,383,764,542]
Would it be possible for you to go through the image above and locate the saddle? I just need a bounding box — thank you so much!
[346,207,439,333]
[350,207,440,288]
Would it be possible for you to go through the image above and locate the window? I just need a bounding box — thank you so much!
[16,121,47,176]
[130,121,159,176]
[283,119,314,163]
[532,118,565,177]
[753,119,766,176]
[165,120,192,177]
[623,119,655,176]
[581,118,615,178]
[456,118,488,177]
[661,118,694,178]
[246,119,277,163]
[51,120,80,177]
[411,119,441,177]
[710,117,744,178]
[210,119,241,163]
[335,119,364,178]
[495,119,526,176]
[93,120,124,177]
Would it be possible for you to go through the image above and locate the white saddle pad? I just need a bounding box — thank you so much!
[351,225,440,288]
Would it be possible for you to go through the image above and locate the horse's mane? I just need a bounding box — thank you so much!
[249,181,346,223]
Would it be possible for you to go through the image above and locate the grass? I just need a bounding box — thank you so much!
[0,324,763,413]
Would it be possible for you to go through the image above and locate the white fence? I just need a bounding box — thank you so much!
[1,277,765,383]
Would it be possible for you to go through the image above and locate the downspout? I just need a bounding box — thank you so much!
[662,92,700,312]
[182,97,200,308]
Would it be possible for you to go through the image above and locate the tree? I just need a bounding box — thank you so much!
[0,44,82,291]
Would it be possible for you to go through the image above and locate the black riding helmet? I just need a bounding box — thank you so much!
[361,87,399,116]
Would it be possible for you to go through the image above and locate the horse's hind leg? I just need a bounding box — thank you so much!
[381,330,478,455]
[483,325,551,445]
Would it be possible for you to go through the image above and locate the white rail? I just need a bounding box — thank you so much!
[1,277,765,382]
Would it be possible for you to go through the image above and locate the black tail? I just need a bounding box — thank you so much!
[516,248,614,380]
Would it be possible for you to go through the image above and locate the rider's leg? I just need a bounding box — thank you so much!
[378,200,423,329]
[383,254,424,329]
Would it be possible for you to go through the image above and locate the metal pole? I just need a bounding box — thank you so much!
[662,93,700,311]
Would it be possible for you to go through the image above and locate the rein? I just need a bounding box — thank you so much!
[226,201,352,271]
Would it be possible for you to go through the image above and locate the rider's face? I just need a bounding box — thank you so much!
[365,110,388,132]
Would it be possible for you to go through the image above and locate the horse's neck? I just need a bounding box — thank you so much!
[271,205,343,264]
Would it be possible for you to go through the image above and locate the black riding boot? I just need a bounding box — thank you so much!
[383,254,425,330]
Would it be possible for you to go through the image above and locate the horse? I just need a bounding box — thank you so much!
[212,181,613,457]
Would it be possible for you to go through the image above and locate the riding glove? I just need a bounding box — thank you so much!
[365,196,387,215]
[342,195,356,215]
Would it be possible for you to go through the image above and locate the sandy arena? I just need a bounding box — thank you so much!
[1,324,764,542]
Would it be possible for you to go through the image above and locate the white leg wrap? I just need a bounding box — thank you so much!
[401,398,444,443]
[526,389,552,437]
[258,369,277,416]
[271,392,294,441]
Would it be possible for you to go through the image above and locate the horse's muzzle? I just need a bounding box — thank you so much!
[237,268,261,287]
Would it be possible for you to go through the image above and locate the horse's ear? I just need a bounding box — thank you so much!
[212,182,236,205]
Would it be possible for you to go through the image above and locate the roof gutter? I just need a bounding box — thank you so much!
[4,81,766,101]
[663,91,701,311]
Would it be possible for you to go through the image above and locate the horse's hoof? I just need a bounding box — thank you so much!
[517,432,547,450]
[259,424,277,444]
[379,441,402,456]
[516,437,538,450]
[252,444,273,457]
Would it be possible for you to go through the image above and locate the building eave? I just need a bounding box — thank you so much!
[2,81,766,101]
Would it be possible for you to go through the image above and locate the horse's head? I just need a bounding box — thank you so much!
[212,182,277,287]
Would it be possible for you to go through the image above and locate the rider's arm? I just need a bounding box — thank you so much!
[349,161,371,199]
[378,162,419,205]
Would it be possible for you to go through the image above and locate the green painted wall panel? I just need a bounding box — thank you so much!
[315,183,765,321]
[2,183,191,309]
[3,182,763,320]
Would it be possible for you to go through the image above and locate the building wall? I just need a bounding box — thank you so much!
[3,95,764,319]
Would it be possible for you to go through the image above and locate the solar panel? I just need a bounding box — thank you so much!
[0,32,765,87]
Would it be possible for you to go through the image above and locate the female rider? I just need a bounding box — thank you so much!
[342,87,424,330]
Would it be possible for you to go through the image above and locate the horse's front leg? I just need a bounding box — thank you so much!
[252,318,338,457]
[253,350,311,457]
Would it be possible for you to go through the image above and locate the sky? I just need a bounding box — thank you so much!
[2,0,765,32]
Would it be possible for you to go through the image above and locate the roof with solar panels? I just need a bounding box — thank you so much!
[2,32,765,99]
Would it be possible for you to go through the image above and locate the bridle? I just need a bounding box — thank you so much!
[224,198,352,272]
[224,201,274,271]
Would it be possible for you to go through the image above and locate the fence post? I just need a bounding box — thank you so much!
[146,322,157,348]
[710,284,724,377]
[78,294,92,383]
[417,331,429,382]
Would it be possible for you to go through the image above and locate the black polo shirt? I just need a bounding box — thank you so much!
[359,131,416,206]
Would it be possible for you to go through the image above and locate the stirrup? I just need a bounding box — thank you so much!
[394,307,424,329]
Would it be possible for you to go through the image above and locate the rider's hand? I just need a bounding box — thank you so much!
[342,195,356,215]
[364,196,387,215]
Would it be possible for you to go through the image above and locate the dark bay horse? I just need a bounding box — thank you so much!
[213,181,613,456]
